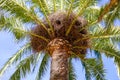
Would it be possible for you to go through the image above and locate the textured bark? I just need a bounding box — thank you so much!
[47,38,71,80]
[50,49,69,80]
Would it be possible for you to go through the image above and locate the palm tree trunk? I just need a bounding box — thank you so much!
[48,38,71,80]
[50,48,69,80]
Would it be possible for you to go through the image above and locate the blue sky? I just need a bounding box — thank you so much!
[0,0,120,80]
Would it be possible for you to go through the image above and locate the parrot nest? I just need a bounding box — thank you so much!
[30,11,90,56]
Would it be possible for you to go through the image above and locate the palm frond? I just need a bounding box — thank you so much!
[32,0,54,37]
[0,16,49,42]
[0,15,9,30]
[82,59,106,80]
[35,53,50,80]
[67,0,74,18]
[69,58,76,80]
[91,38,120,78]
[93,50,102,60]
[91,26,120,41]
[0,43,31,77]
[84,6,100,24]
[0,16,48,39]
[81,60,91,80]
[66,0,98,36]
[32,53,42,73]
[0,0,47,28]
[10,54,36,80]
[32,0,50,14]
[115,56,120,79]
[60,0,63,10]
[12,26,49,42]
[74,26,120,44]
[105,4,120,27]
[3,17,26,40]
[53,0,56,12]
[91,39,120,58]
[77,0,98,15]
[0,0,7,7]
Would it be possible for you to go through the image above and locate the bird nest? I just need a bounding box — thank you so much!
[30,11,90,56]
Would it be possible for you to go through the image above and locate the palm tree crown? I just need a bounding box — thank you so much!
[31,11,89,56]
[0,0,120,80]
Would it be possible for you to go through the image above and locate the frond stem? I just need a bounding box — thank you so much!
[14,27,49,42]
[73,46,89,49]
[74,34,120,44]
[67,0,74,18]
[60,0,63,10]
[53,0,56,12]
[38,0,55,37]
[106,6,118,27]
[10,0,51,36]
[66,0,90,36]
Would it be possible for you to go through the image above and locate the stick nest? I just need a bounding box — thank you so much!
[31,11,90,55]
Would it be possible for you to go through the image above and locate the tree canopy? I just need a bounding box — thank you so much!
[0,0,120,80]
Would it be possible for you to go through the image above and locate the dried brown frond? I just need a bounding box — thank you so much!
[30,11,90,55]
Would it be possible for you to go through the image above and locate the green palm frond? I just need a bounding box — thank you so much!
[0,16,49,42]
[115,56,120,78]
[66,0,75,18]
[66,0,98,36]
[10,53,37,80]
[36,53,49,80]
[0,0,120,80]
[91,38,120,58]
[52,0,56,12]
[31,0,54,36]
[81,60,91,80]
[69,58,76,80]
[93,51,102,60]
[35,0,67,14]
[0,15,9,30]
[84,6,100,24]
[0,0,44,25]
[0,43,31,77]
[3,17,26,40]
[74,25,120,44]
[32,0,50,14]
[32,53,42,73]
[91,38,120,78]
[48,0,68,11]
[77,0,98,15]
[0,10,11,30]
[105,4,120,27]
[90,26,120,41]
[82,59,106,80]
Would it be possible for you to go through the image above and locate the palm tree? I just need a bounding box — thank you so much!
[0,0,120,80]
